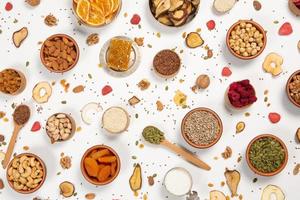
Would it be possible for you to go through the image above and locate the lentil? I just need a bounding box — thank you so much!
[183,110,220,145]
[249,137,285,173]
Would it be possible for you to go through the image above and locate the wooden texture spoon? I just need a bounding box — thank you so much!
[142,126,211,171]
[2,105,30,169]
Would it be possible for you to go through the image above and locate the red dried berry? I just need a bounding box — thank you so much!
[228,79,257,107]
[31,121,41,132]
[222,67,232,77]
[268,112,281,123]
[130,14,141,25]
[279,22,293,35]
[102,85,112,96]
[5,2,13,11]
[206,20,215,30]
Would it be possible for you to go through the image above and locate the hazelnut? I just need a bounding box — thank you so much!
[196,74,210,89]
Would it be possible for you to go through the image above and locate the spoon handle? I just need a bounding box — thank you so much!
[161,140,211,171]
[2,125,22,169]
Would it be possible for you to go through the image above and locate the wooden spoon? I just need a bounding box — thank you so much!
[2,105,30,169]
[142,126,211,171]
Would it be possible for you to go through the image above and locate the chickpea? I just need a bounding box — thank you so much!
[234,46,240,51]
[243,52,249,57]
[249,37,254,42]
[251,42,257,48]
[247,47,252,53]
[240,22,246,27]
[246,23,252,28]
[240,47,246,53]
[241,42,246,48]
[251,49,257,55]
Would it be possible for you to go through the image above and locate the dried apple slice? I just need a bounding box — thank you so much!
[185,32,204,48]
[169,0,184,11]
[261,185,285,200]
[32,81,52,104]
[158,14,172,26]
[169,9,186,20]
[155,0,171,18]
[210,190,226,200]
[12,27,28,48]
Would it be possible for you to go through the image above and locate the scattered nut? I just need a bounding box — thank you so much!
[236,121,245,133]
[85,193,96,199]
[196,74,210,89]
[296,128,300,142]
[60,156,72,169]
[72,85,84,93]
[59,181,75,197]
[134,37,144,46]
[156,100,164,111]
[86,33,99,46]
[148,176,154,186]
[221,146,232,159]
[44,14,58,26]
[293,163,300,175]
[253,0,262,11]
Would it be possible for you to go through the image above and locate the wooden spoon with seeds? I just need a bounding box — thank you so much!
[142,126,211,170]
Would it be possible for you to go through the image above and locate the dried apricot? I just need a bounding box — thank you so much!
[84,157,99,177]
[90,149,110,159]
[97,165,111,182]
[98,156,117,163]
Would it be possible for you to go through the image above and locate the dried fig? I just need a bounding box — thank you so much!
[12,27,28,48]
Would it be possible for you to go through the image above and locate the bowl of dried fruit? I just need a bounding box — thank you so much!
[40,34,79,73]
[149,0,200,27]
[81,145,121,185]
[73,0,122,27]
[7,153,46,194]
[0,68,26,95]
[100,36,141,77]
[181,107,223,149]
[286,70,300,108]
[224,79,257,110]
[46,113,76,143]
[226,20,267,60]
[246,134,288,176]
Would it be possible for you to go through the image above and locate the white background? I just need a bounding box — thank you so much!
[0,0,300,199]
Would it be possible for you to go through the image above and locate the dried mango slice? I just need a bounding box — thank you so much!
[76,0,90,22]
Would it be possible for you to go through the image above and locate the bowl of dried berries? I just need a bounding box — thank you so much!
[226,20,267,60]
[81,145,121,185]
[181,107,223,149]
[40,34,79,73]
[0,68,26,95]
[246,134,288,176]
[286,70,300,108]
[225,79,257,110]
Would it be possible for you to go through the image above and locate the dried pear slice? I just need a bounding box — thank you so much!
[155,0,171,18]
[261,185,285,200]
[191,0,200,6]
[185,32,204,48]
[129,163,142,192]
[210,190,226,200]
[12,27,28,48]
[158,14,173,26]
[60,181,75,197]
[224,169,240,197]
[169,9,186,20]
[169,0,184,11]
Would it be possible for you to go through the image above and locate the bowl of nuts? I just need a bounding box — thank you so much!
[0,68,26,95]
[286,70,300,108]
[46,113,76,143]
[40,34,80,73]
[226,20,267,60]
[6,153,46,194]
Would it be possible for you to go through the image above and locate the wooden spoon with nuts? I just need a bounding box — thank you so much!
[142,126,211,171]
[2,105,30,169]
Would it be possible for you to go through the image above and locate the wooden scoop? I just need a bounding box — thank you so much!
[2,105,30,169]
[142,126,211,171]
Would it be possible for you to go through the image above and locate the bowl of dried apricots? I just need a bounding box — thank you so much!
[73,0,122,27]
[81,145,121,185]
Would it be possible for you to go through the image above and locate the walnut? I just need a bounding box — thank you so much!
[60,156,72,169]
[221,146,232,159]
[134,37,144,46]
[86,33,99,46]
[137,79,150,90]
[44,14,58,26]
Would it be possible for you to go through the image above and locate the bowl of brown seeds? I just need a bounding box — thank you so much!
[286,70,300,108]
[181,107,223,149]
[153,49,181,78]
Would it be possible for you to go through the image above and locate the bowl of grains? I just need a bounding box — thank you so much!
[226,20,267,60]
[40,34,79,73]
[181,107,223,149]
[46,113,76,143]
[7,153,46,194]
[286,70,300,108]
[0,68,26,95]
[153,49,181,78]
[246,134,288,176]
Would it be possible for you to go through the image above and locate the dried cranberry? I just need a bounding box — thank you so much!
[5,2,13,11]
[102,85,112,96]
[130,14,141,25]
[206,20,216,30]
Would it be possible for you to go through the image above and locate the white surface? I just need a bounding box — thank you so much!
[0,0,300,200]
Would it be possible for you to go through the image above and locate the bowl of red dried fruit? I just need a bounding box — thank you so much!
[225,79,257,110]
[286,70,300,108]
[40,34,80,73]
[81,145,121,185]
[289,0,300,16]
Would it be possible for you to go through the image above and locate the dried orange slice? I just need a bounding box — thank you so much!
[76,0,90,22]
[98,0,112,17]
[110,0,119,14]
[88,11,105,25]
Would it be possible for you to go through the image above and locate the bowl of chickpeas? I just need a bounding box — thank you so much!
[226,20,267,60]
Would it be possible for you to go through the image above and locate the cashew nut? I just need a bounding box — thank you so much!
[30,157,36,167]
[13,182,24,190]
[8,167,13,176]
[20,155,28,163]
[22,160,29,168]
[12,169,20,179]
[12,158,20,168]
[18,164,24,174]
[33,178,42,184]
[19,177,27,185]
[21,167,32,178]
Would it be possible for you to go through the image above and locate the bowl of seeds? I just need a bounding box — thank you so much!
[46,113,76,143]
[153,49,181,78]
[226,20,267,60]
[246,134,288,176]
[0,68,26,95]
[181,107,223,149]
[286,70,300,108]
[40,34,79,73]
